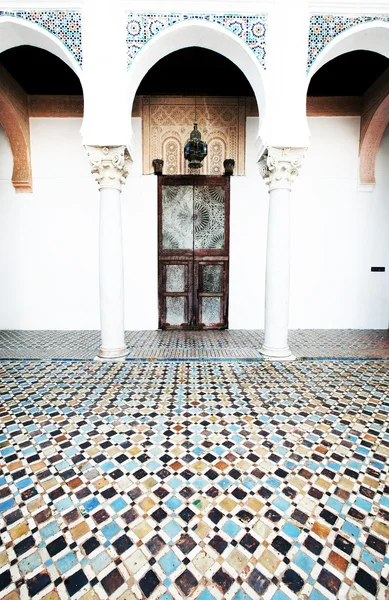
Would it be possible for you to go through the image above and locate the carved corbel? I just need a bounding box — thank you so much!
[85,145,131,191]
[259,147,306,191]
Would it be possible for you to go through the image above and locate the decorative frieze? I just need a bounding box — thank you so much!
[86,146,131,192]
[126,12,267,68]
[259,147,306,191]
[141,96,247,176]
[308,14,389,71]
[0,10,82,66]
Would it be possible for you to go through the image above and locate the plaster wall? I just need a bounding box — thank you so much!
[0,118,99,330]
[291,116,389,329]
[0,115,388,330]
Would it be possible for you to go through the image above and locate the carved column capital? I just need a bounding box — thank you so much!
[86,145,131,191]
[259,147,306,191]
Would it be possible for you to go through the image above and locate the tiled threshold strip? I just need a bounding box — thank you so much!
[0,358,388,600]
[0,330,389,361]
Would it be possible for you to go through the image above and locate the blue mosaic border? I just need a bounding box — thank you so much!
[308,14,389,71]
[126,12,267,69]
[0,10,82,67]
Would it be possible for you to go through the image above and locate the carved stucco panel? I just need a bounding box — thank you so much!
[142,96,246,175]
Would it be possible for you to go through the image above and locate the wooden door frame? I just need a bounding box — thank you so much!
[158,174,230,330]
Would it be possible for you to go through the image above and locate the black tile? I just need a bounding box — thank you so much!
[0,570,11,592]
[27,572,51,597]
[139,570,160,598]
[176,569,198,596]
[101,568,125,595]
[355,568,377,596]
[82,537,100,555]
[212,568,233,594]
[240,533,260,554]
[64,570,88,596]
[272,535,292,556]
[247,569,270,595]
[318,568,341,595]
[112,534,133,555]
[46,535,67,557]
[282,569,304,593]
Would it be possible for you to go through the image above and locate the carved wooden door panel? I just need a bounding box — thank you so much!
[158,175,230,329]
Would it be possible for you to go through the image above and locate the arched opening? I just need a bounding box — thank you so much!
[123,28,267,331]
[0,21,97,332]
[127,19,267,154]
[290,38,389,330]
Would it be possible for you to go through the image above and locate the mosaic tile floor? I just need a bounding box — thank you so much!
[0,330,389,360]
[0,358,388,600]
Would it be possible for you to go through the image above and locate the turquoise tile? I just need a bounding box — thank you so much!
[163,520,182,539]
[40,522,60,540]
[222,521,241,538]
[102,522,121,539]
[56,552,78,575]
[282,522,300,539]
[361,550,383,573]
[273,497,290,512]
[166,497,182,511]
[272,592,291,600]
[19,552,42,576]
[294,551,315,574]
[341,521,360,539]
[159,550,180,575]
[198,591,217,600]
[310,590,327,600]
[234,591,253,600]
[90,551,111,573]
[327,497,342,512]
[111,497,127,512]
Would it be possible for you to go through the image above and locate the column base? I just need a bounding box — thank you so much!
[260,345,295,362]
[95,346,129,362]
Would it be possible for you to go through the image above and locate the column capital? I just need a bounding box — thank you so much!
[86,145,131,191]
[259,147,306,191]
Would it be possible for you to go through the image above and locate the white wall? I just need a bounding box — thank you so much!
[0,118,100,330]
[122,118,158,330]
[290,117,389,329]
[1,115,388,330]
[229,117,268,329]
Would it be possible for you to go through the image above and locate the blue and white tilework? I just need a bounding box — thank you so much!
[0,10,82,66]
[1,329,389,361]
[126,13,267,68]
[0,358,388,599]
[308,14,389,71]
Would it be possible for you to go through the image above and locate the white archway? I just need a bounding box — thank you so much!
[307,21,389,84]
[0,16,85,191]
[127,19,268,153]
[306,20,389,185]
[0,16,83,83]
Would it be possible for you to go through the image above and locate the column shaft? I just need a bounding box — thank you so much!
[262,187,292,358]
[259,147,306,361]
[99,186,127,359]
[86,145,130,361]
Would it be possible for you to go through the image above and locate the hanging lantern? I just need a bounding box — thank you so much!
[184,123,207,170]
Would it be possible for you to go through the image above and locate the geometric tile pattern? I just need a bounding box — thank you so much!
[1,329,389,360]
[0,10,82,66]
[0,358,388,600]
[126,13,267,68]
[308,14,389,71]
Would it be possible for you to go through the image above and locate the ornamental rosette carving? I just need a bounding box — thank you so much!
[86,146,131,191]
[259,147,306,191]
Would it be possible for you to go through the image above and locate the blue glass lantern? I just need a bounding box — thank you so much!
[184,123,208,169]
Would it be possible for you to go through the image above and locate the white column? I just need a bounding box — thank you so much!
[86,146,130,360]
[259,147,306,361]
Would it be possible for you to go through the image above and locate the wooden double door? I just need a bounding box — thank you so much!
[158,175,230,330]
